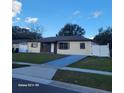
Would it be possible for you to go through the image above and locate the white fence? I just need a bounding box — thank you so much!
[92,44,110,57]
[19,43,28,53]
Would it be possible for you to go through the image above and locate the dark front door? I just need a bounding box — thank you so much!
[41,43,51,53]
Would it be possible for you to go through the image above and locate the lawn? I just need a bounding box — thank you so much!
[13,53,66,64]
[12,64,29,68]
[69,56,112,72]
[53,70,112,91]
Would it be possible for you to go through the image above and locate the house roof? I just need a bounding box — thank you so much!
[41,36,92,42]
[12,39,41,44]
[12,40,27,44]
[12,36,92,44]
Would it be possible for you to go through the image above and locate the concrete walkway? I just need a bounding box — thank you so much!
[44,55,86,67]
[60,67,112,76]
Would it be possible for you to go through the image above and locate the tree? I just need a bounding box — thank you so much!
[94,27,112,45]
[12,26,42,40]
[93,27,112,56]
[57,23,85,36]
[27,23,43,40]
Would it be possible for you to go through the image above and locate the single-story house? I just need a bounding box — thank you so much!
[12,36,110,57]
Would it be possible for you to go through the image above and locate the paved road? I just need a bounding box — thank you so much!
[13,78,80,93]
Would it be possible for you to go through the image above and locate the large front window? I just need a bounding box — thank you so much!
[59,43,69,49]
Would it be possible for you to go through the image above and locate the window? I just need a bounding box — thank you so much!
[80,43,85,49]
[59,43,69,49]
[31,42,38,48]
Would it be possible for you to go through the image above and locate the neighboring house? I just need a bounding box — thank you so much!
[12,40,41,53]
[12,36,110,57]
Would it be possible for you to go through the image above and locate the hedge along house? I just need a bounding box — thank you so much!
[12,36,110,57]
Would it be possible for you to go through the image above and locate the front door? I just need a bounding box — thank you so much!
[41,43,51,53]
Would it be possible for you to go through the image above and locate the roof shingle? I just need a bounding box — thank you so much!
[12,36,92,43]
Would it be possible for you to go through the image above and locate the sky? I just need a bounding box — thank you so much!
[12,0,112,38]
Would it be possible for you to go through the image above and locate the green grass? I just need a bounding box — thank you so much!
[53,70,112,91]
[13,53,66,64]
[12,64,29,68]
[69,56,112,72]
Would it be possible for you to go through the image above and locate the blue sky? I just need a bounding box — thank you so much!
[12,0,112,38]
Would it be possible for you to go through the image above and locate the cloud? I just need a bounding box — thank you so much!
[12,0,22,17]
[25,17,39,23]
[72,10,81,16]
[16,17,21,21]
[21,27,30,30]
[92,11,102,18]
[70,10,81,20]
[12,17,21,24]
[88,11,102,19]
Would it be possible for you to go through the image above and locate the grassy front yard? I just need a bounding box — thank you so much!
[69,56,112,72]
[53,70,112,91]
[13,53,66,64]
[12,64,29,68]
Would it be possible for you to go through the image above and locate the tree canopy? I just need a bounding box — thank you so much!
[12,26,42,40]
[93,27,112,49]
[57,23,85,36]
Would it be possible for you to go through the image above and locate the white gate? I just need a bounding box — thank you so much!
[92,44,110,57]
[19,43,28,53]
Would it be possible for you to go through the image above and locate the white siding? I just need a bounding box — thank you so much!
[28,42,41,53]
[57,41,92,55]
